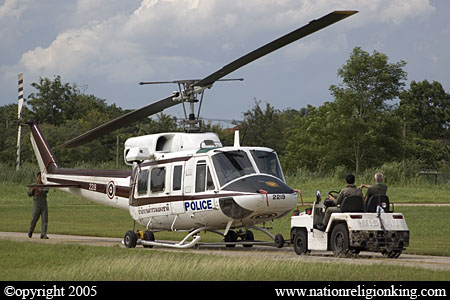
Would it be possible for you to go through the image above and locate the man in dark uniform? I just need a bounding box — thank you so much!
[27,172,49,239]
[359,172,387,205]
[317,174,363,231]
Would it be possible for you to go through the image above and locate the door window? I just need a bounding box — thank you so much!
[195,160,215,192]
[151,167,165,193]
[173,165,182,191]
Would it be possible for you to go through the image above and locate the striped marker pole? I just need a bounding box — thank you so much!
[16,73,24,171]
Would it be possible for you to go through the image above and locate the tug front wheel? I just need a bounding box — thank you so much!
[293,230,308,255]
[124,230,137,248]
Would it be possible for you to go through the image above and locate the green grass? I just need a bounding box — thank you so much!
[1,240,449,281]
[1,181,450,257]
[398,207,450,256]
[1,180,450,281]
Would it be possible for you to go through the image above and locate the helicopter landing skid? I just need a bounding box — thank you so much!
[130,225,287,249]
[137,227,206,249]
[138,235,202,249]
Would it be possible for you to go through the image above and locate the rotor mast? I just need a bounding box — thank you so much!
[139,78,243,132]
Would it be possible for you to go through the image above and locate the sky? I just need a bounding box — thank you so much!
[1,0,449,123]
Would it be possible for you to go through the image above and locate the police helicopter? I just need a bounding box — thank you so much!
[24,11,357,249]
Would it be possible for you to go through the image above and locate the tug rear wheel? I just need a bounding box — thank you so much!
[331,224,349,257]
[124,230,137,248]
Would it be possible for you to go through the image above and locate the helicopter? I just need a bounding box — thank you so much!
[24,10,357,249]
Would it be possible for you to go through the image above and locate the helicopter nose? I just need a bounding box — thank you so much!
[222,175,297,212]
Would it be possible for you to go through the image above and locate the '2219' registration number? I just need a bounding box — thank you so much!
[272,194,285,200]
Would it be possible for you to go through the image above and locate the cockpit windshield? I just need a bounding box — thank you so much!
[250,150,283,180]
[212,150,255,186]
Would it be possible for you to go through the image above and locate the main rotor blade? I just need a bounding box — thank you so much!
[56,11,356,149]
[193,10,357,88]
[55,95,178,149]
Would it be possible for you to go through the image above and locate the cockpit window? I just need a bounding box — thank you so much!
[137,169,149,195]
[212,150,255,186]
[250,150,283,180]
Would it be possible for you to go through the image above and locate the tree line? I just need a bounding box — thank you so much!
[1,47,449,176]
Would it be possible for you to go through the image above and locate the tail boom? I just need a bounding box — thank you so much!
[26,120,131,210]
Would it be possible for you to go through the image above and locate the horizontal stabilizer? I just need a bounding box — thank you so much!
[27,183,81,188]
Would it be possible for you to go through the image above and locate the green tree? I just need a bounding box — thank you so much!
[284,48,407,174]
[283,104,335,172]
[329,47,407,173]
[399,80,450,140]
[240,101,300,156]
[27,76,76,125]
[398,80,450,168]
[0,104,33,164]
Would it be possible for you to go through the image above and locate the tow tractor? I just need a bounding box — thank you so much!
[290,191,409,258]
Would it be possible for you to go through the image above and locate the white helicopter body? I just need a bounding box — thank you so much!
[29,121,296,247]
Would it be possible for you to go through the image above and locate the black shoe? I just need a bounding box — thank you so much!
[315,224,326,231]
[28,232,32,238]
[40,235,49,239]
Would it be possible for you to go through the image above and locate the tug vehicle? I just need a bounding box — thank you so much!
[290,191,409,258]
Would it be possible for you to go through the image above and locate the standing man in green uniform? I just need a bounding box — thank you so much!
[27,172,49,239]
[359,172,387,205]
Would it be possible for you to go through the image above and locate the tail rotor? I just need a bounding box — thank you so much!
[16,73,24,171]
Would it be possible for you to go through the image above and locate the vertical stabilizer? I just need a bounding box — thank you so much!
[26,120,59,174]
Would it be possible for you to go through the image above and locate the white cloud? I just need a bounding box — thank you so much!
[0,0,31,20]
[19,23,103,78]
[2,0,438,92]
[379,0,436,24]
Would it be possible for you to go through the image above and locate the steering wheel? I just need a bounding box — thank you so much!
[328,190,340,199]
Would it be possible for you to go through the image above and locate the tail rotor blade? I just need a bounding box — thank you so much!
[18,73,24,120]
[16,73,24,171]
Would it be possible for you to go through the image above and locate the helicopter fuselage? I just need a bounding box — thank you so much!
[29,122,297,234]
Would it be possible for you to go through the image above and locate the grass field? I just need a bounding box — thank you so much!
[1,240,450,281]
[1,181,449,256]
[1,179,450,281]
